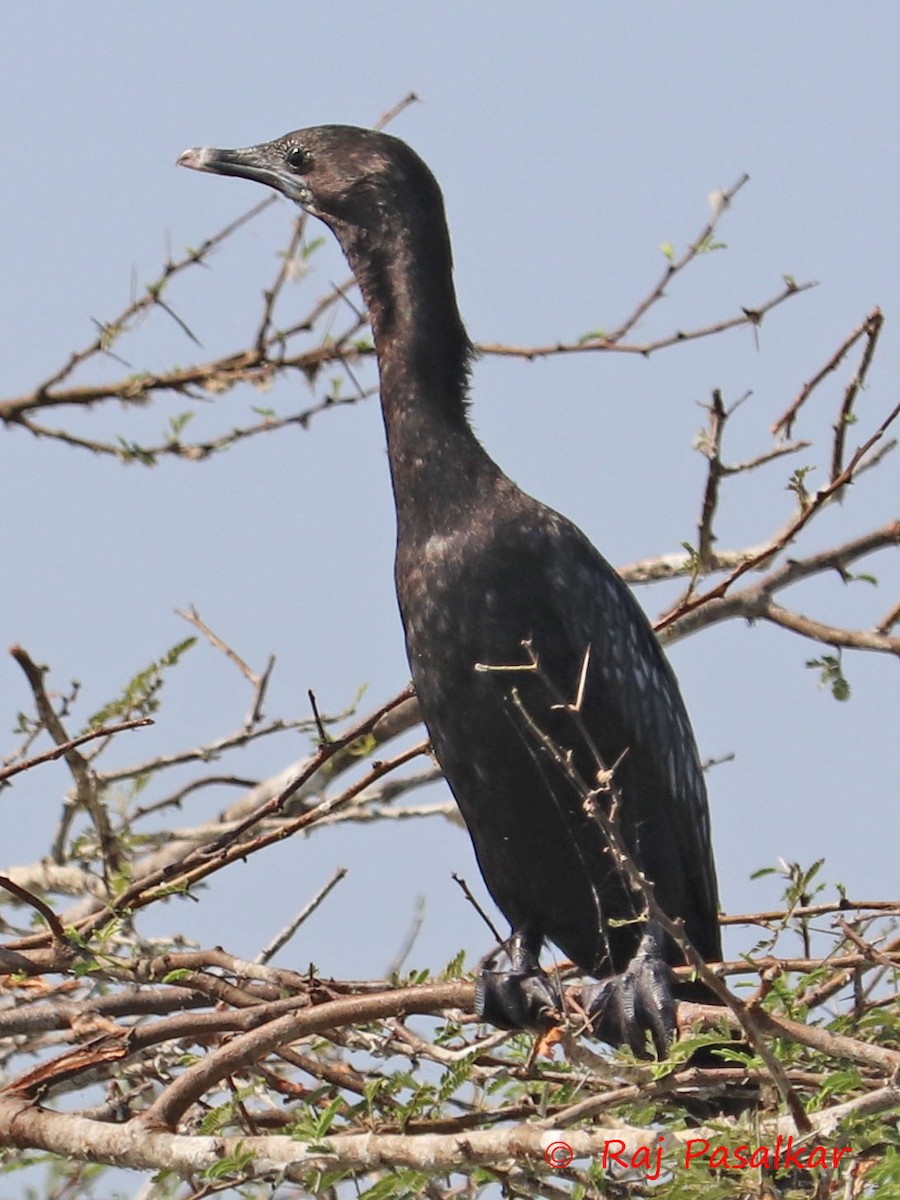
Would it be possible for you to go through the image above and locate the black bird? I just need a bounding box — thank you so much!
[178,126,721,1054]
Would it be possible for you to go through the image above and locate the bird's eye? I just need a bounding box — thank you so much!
[285,147,309,173]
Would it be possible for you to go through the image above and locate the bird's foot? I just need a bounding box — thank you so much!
[581,929,676,1057]
[475,967,560,1031]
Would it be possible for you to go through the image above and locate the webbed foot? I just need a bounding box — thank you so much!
[581,925,676,1057]
[475,967,560,1031]
[474,928,560,1031]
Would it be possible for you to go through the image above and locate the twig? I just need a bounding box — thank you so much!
[693,390,813,577]
[751,1006,900,1075]
[656,399,900,632]
[373,92,420,132]
[452,873,504,944]
[138,981,468,1130]
[5,737,429,954]
[10,646,120,879]
[831,309,883,486]
[833,916,897,970]
[246,654,275,727]
[772,307,882,439]
[386,893,427,976]
[696,388,727,570]
[479,276,816,361]
[504,652,814,1134]
[307,688,330,744]
[877,597,900,635]
[607,172,750,343]
[134,740,431,911]
[95,711,325,787]
[718,899,900,925]
[0,1089,879,1177]
[17,196,276,405]
[254,215,307,353]
[661,518,900,646]
[0,717,152,784]
[256,867,348,965]
[0,876,67,943]
[32,690,420,945]
[175,606,256,684]
[751,599,900,655]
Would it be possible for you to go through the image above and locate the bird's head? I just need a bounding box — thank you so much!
[178,124,442,239]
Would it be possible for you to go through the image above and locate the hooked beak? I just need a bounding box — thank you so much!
[177,144,307,204]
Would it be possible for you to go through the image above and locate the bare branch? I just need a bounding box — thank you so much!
[662,518,900,646]
[831,308,884,487]
[373,91,420,131]
[753,598,900,655]
[656,400,900,633]
[0,1088,884,1178]
[479,276,816,361]
[0,716,152,784]
[175,607,257,684]
[0,875,67,943]
[255,867,348,965]
[607,172,750,343]
[695,388,727,570]
[772,307,883,439]
[138,981,468,1131]
[10,646,120,880]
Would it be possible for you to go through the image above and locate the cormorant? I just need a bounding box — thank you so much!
[178,126,721,1054]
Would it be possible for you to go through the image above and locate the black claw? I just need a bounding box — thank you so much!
[475,968,560,1031]
[582,927,677,1057]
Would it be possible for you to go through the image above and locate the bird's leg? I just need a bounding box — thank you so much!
[580,922,676,1057]
[474,928,560,1031]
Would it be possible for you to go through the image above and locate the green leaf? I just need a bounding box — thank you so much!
[844,570,877,586]
[301,235,326,260]
[116,437,158,466]
[200,1142,254,1180]
[87,637,197,727]
[680,540,701,584]
[357,1169,431,1200]
[750,865,778,880]
[696,233,726,253]
[442,947,466,978]
[786,463,816,508]
[167,410,195,438]
[806,653,851,701]
[198,1100,235,1136]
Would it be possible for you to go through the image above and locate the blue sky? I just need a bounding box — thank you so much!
[1,4,897,986]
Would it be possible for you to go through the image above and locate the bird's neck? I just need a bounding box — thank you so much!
[342,223,500,534]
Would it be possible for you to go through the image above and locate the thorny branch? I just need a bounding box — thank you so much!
[607,172,751,343]
[772,307,883,441]
[0,715,152,785]
[1,109,897,1193]
[3,610,896,1172]
[1,661,896,1188]
[0,910,896,1181]
[9,646,121,883]
[3,142,894,672]
[504,649,816,1127]
[3,693,426,952]
[658,519,900,651]
[657,396,900,635]
[0,164,810,463]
